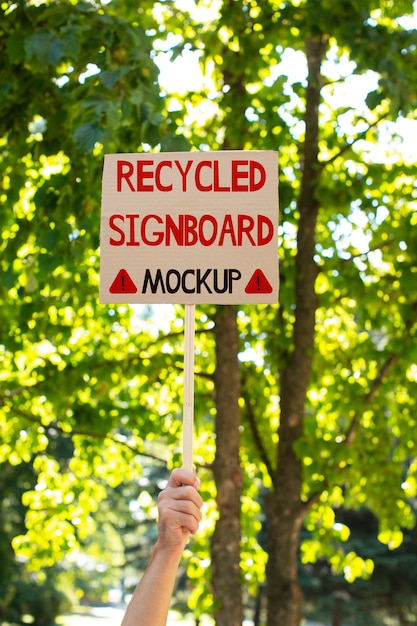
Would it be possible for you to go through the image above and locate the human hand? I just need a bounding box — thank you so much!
[156,468,203,554]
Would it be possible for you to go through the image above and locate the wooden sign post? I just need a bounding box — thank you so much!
[183,303,195,472]
[100,151,279,469]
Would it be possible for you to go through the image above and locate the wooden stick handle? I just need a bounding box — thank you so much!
[183,303,195,472]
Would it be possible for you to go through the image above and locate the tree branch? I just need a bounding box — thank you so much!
[321,111,391,168]
[338,240,394,265]
[3,401,168,464]
[241,382,275,481]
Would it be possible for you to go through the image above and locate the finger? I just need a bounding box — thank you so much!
[160,484,203,512]
[161,504,201,535]
[167,467,200,489]
[159,490,202,524]
[159,489,203,519]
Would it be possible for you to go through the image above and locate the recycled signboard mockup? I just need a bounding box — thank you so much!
[100,150,278,304]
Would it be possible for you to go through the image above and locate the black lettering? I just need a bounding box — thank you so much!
[182,269,195,294]
[141,267,242,295]
[196,268,212,294]
[142,269,166,294]
[229,269,241,292]
[166,269,181,293]
[213,269,229,294]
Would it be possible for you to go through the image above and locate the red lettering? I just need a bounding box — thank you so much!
[137,160,154,191]
[195,161,212,192]
[231,160,249,191]
[115,158,268,192]
[126,214,140,246]
[218,214,237,246]
[237,215,256,245]
[213,160,231,192]
[108,213,272,246]
[117,161,135,192]
[250,161,266,191]
[257,215,274,245]
[141,214,164,245]
[109,214,125,245]
[184,215,198,245]
[166,214,183,245]
[174,159,193,192]
[199,215,218,246]
[155,161,173,192]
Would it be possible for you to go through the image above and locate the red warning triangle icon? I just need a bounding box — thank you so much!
[244,269,273,294]
[109,269,137,294]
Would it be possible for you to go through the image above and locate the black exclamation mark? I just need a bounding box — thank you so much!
[121,274,125,291]
[257,274,261,291]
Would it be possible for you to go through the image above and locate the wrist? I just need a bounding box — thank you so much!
[152,539,185,564]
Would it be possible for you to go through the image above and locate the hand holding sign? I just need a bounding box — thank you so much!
[100,151,278,468]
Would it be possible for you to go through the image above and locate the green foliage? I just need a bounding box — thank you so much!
[0,460,71,624]
[1,0,417,623]
[301,507,417,625]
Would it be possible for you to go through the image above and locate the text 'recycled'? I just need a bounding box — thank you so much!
[116,158,267,193]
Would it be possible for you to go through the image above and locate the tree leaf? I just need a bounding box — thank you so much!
[72,121,104,152]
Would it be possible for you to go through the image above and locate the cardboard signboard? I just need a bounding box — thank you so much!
[100,150,278,304]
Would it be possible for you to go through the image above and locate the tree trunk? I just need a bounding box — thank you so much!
[332,595,343,626]
[211,306,243,626]
[266,35,328,626]
[253,584,264,626]
[210,9,246,614]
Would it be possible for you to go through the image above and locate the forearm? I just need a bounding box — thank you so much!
[120,543,183,626]
[120,468,202,626]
